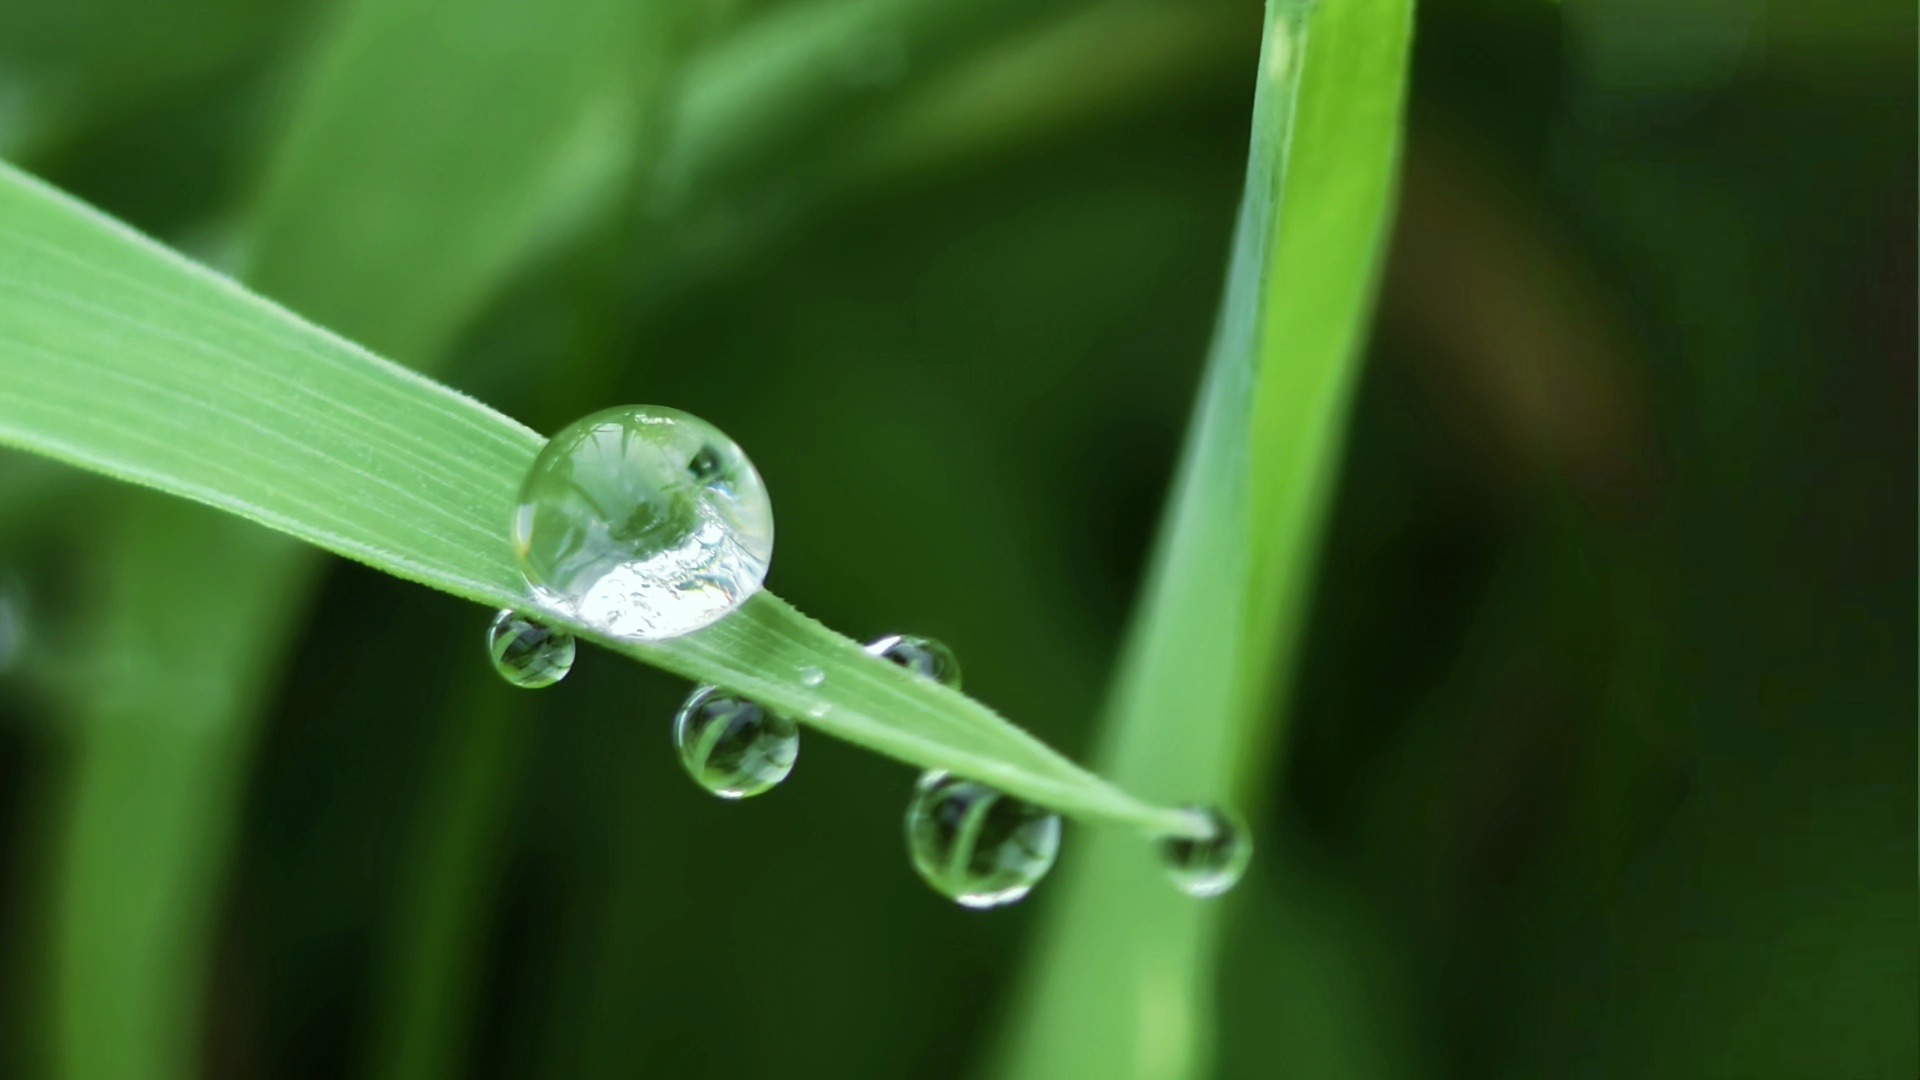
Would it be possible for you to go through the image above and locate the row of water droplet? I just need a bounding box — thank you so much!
[489,614,1248,906]
[490,405,1250,908]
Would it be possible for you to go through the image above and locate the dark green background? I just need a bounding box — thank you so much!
[0,0,1912,1077]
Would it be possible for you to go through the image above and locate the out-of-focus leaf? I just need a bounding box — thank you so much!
[0,0,292,160]
[660,0,1071,200]
[246,0,671,362]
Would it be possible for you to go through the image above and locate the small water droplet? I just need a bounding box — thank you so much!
[904,771,1060,908]
[798,665,824,687]
[513,405,773,641]
[865,634,961,689]
[674,685,799,799]
[806,702,829,720]
[1157,804,1251,898]
[486,610,575,689]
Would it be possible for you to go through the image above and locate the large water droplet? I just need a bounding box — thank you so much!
[865,634,961,689]
[513,405,773,641]
[486,610,575,689]
[1157,804,1251,898]
[904,771,1059,908]
[674,686,799,799]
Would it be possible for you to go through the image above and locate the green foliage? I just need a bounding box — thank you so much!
[0,1,1907,1079]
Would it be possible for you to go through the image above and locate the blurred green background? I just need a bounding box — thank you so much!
[0,0,1912,1078]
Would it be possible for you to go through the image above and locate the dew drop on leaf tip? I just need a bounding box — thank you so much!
[513,405,773,641]
[1156,804,1252,898]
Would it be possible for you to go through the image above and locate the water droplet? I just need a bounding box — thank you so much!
[904,771,1060,908]
[674,685,799,799]
[798,665,824,687]
[1157,804,1251,898]
[806,702,828,720]
[865,634,961,689]
[512,405,773,641]
[486,610,575,689]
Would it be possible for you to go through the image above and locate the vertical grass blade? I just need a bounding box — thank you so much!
[994,2,1415,1078]
[45,4,675,1078]
[1239,0,1419,767]
[372,676,531,1080]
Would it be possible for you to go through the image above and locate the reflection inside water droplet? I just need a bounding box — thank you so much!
[904,771,1059,908]
[674,685,799,799]
[865,634,961,689]
[1157,804,1251,898]
[486,610,575,689]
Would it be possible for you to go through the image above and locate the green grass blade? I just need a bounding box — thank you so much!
[371,676,531,1080]
[1240,0,1418,764]
[995,2,1414,1078]
[50,495,300,1080]
[0,159,1193,834]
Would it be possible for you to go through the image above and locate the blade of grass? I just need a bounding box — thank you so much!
[0,159,1196,832]
[373,673,531,1080]
[1238,0,1417,770]
[52,492,298,1080]
[994,2,1414,1078]
[37,2,682,1077]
